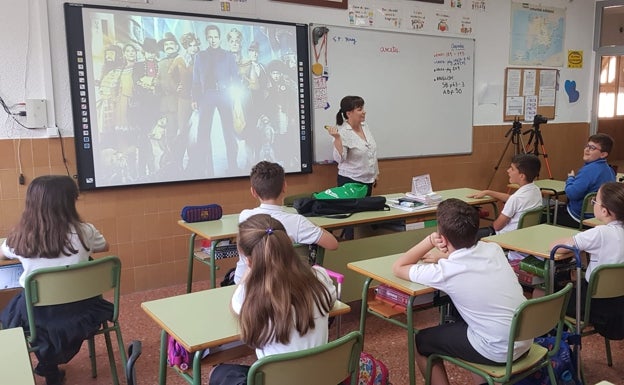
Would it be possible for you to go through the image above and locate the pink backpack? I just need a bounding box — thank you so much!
[167,334,190,371]
[343,351,390,385]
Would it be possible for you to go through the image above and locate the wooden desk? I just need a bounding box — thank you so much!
[582,217,602,228]
[141,285,350,385]
[482,224,579,291]
[180,188,496,294]
[348,254,435,385]
[508,179,566,224]
[0,327,35,385]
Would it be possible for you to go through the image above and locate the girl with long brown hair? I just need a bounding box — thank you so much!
[209,214,336,385]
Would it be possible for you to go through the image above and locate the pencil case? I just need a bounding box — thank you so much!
[180,204,223,222]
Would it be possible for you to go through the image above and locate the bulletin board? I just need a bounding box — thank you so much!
[503,67,558,122]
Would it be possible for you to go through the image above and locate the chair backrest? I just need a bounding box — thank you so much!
[579,192,597,229]
[588,263,624,299]
[517,205,544,229]
[24,256,122,344]
[126,340,142,385]
[504,283,572,370]
[247,330,363,385]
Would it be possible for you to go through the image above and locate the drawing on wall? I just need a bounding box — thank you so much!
[565,80,580,103]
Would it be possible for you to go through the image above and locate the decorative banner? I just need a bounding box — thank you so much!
[409,8,427,31]
[349,3,375,27]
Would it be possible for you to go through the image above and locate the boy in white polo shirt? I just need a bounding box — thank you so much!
[469,153,542,240]
[393,198,530,385]
[233,161,338,283]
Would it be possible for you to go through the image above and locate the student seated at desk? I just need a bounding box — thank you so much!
[233,161,338,284]
[209,214,337,385]
[550,182,624,338]
[468,154,542,244]
[392,199,530,385]
[0,175,112,385]
[557,133,616,228]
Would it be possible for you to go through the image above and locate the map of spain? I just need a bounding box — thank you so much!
[509,3,565,66]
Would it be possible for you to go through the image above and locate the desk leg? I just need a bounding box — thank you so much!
[159,330,168,385]
[406,296,416,385]
[359,277,372,346]
[192,351,202,385]
[186,233,197,293]
[210,240,217,289]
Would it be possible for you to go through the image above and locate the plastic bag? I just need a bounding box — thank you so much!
[313,183,368,199]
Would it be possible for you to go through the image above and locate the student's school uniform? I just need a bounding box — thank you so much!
[408,241,531,363]
[233,204,324,283]
[0,223,113,377]
[568,220,624,339]
[498,182,543,234]
[209,266,337,385]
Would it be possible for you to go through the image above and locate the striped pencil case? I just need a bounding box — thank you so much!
[181,204,223,222]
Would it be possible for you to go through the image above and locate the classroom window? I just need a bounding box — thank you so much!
[598,55,624,117]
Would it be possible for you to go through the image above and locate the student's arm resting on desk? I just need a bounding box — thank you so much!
[392,232,448,280]
[467,189,510,202]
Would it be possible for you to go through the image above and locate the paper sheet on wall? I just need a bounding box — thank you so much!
[506,96,524,116]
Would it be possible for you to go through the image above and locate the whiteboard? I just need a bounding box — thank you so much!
[310,25,474,162]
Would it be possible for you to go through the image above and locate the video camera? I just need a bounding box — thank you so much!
[533,114,547,126]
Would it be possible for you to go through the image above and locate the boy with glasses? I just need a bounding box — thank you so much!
[557,133,616,228]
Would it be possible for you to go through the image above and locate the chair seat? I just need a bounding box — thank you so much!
[456,344,548,378]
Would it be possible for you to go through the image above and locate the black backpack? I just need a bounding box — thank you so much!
[293,196,389,218]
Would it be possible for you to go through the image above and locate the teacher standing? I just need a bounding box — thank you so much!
[326,95,379,196]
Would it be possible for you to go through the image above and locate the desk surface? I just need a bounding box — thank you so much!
[482,224,579,259]
[178,188,496,238]
[508,179,566,194]
[0,327,35,384]
[582,217,602,228]
[141,285,350,353]
[347,253,434,296]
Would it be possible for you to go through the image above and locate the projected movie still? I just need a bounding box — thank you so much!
[64,3,312,190]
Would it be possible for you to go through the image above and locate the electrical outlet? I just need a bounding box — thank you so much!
[26,99,47,128]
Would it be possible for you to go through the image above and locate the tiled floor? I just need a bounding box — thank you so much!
[27,281,624,385]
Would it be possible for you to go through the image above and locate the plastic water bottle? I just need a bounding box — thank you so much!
[560,370,576,385]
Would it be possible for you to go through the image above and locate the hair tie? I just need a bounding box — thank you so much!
[265,228,273,235]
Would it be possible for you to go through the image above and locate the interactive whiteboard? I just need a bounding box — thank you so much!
[310,25,474,162]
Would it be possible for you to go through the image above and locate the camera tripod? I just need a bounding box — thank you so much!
[523,116,553,179]
[486,117,527,188]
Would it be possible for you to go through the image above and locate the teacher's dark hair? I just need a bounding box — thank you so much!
[335,95,365,125]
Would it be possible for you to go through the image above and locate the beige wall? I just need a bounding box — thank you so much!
[0,122,589,294]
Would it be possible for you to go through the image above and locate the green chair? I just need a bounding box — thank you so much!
[425,283,572,385]
[579,192,597,230]
[517,205,544,229]
[564,263,624,372]
[24,256,127,385]
[247,330,363,385]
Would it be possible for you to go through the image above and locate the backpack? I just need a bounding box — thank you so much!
[516,332,581,385]
[342,351,390,385]
[293,196,388,218]
[167,334,190,371]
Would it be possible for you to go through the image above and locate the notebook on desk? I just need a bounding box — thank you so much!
[0,263,23,289]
